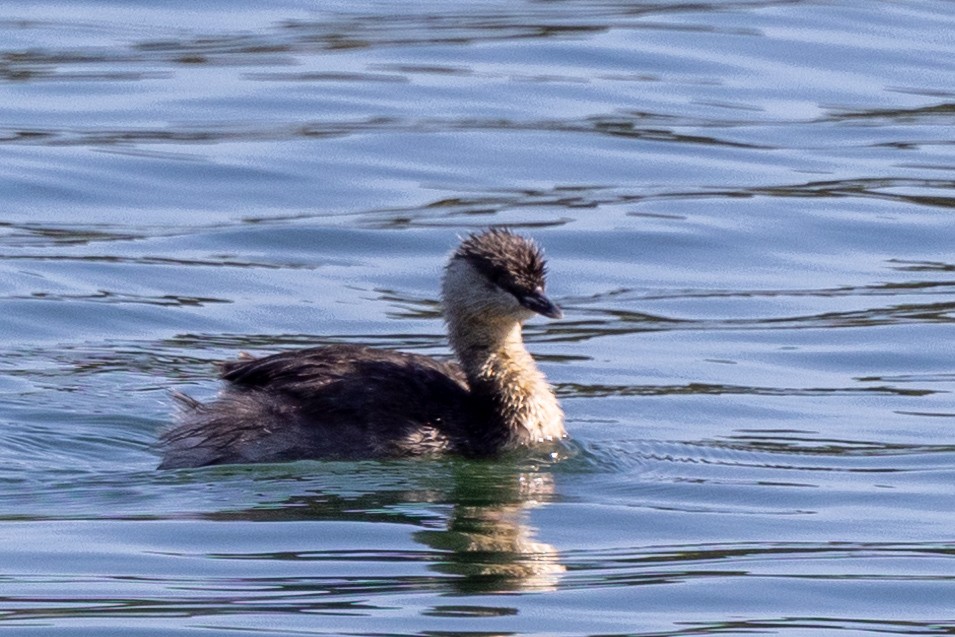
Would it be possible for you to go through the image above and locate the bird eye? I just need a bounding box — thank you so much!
[489,271,508,290]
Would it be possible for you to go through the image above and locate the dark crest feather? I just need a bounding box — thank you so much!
[452,228,548,296]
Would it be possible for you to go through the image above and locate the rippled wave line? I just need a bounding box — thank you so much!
[0,115,773,149]
[557,381,938,398]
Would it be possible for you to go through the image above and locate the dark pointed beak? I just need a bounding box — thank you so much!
[519,289,563,319]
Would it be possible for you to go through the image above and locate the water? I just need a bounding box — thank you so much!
[1,0,954,634]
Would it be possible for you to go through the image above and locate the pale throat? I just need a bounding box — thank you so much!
[451,318,565,443]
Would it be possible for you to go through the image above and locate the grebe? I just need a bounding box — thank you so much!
[158,228,565,469]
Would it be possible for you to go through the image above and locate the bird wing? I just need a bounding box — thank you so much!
[219,344,471,427]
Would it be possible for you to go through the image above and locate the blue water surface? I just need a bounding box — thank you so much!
[1,1,954,635]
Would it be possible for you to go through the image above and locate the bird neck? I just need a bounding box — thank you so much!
[448,317,565,448]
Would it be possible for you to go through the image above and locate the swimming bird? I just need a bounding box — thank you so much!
[159,228,565,468]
